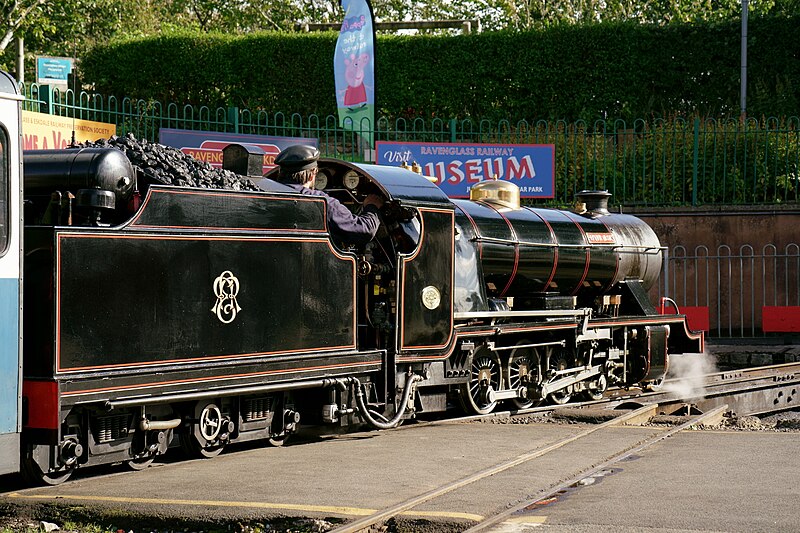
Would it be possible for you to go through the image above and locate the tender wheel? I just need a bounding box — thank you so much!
[546,350,574,405]
[181,435,225,458]
[127,455,156,471]
[268,407,300,446]
[127,429,162,470]
[506,341,542,410]
[21,449,73,486]
[199,403,223,441]
[22,464,73,486]
[268,434,289,447]
[181,402,230,459]
[458,346,502,415]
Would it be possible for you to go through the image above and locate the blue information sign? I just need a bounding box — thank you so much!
[375,141,555,199]
[36,57,74,85]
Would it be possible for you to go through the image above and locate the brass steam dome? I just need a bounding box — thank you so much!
[469,176,521,210]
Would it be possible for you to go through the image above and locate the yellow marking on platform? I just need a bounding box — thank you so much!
[7,492,483,521]
[405,510,484,521]
[488,517,548,532]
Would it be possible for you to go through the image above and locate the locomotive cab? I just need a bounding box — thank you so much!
[263,160,459,359]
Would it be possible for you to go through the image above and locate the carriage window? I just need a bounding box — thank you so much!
[0,129,7,256]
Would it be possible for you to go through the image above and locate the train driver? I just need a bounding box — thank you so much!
[275,144,384,246]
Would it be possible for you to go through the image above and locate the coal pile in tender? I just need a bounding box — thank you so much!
[78,134,259,191]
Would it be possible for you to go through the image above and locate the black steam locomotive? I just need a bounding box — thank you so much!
[13,141,703,485]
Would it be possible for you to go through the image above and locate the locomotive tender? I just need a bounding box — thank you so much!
[0,72,703,485]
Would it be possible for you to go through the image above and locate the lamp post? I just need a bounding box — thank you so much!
[741,0,748,119]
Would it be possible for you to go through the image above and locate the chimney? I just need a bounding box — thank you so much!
[575,190,612,216]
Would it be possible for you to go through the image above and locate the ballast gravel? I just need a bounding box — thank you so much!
[473,408,800,432]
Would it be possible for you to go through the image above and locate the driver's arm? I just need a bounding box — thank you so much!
[362,193,384,210]
[324,194,383,246]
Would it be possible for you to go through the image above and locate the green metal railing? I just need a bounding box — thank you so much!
[24,83,800,207]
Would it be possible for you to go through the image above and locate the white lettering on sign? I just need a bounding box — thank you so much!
[586,233,616,244]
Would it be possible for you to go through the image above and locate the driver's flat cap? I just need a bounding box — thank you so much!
[275,144,320,171]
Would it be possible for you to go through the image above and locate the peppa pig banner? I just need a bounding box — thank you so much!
[334,0,375,145]
[376,141,556,199]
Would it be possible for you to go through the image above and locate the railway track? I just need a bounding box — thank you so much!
[326,361,800,533]
[607,359,800,416]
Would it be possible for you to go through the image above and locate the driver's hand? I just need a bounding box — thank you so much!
[363,194,384,210]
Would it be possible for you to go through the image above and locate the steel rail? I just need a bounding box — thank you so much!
[328,398,731,533]
[668,360,800,385]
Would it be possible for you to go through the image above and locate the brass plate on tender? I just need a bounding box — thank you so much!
[212,270,242,324]
[421,285,441,310]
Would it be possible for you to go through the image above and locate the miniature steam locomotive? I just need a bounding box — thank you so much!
[0,72,702,485]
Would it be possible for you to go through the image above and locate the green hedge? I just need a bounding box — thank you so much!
[80,16,799,122]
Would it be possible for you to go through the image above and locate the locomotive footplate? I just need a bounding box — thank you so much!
[56,349,386,406]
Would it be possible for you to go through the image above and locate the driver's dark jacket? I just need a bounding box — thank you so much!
[285,183,380,246]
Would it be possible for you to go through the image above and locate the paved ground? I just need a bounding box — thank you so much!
[489,429,800,532]
[1,417,798,532]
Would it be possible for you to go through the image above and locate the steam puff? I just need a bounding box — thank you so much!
[664,351,717,401]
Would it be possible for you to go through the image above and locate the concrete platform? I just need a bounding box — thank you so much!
[1,420,798,532]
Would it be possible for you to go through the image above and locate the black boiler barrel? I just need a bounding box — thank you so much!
[452,199,662,299]
[23,148,136,201]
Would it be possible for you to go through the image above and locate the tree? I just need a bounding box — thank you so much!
[165,0,339,33]
[5,0,800,74]
[0,0,47,52]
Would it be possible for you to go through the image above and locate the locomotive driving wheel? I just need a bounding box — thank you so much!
[583,373,609,401]
[458,346,502,415]
[546,348,574,405]
[506,340,542,410]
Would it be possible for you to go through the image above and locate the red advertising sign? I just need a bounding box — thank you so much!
[159,129,318,174]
